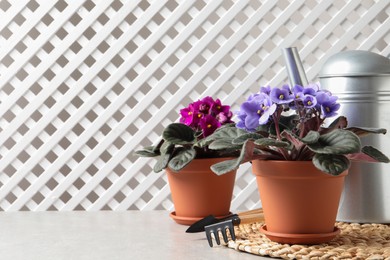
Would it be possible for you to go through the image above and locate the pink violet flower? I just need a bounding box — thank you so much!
[179,96,233,138]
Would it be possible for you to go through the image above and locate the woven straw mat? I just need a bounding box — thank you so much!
[223,222,390,259]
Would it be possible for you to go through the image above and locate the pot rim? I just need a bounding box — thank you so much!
[166,157,235,174]
[251,160,348,179]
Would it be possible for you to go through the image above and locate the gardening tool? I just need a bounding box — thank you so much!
[185,208,263,233]
[204,210,264,247]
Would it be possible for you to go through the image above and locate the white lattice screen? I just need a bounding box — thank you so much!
[0,0,389,211]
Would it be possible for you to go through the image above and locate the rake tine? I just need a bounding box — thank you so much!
[205,219,235,247]
[228,225,236,241]
[204,212,264,247]
[214,229,221,245]
[205,229,214,247]
[221,227,229,244]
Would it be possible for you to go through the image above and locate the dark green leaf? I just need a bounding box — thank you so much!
[194,138,210,148]
[307,129,361,155]
[209,139,241,150]
[348,146,390,163]
[211,140,255,175]
[160,141,174,154]
[211,159,239,176]
[361,146,389,163]
[208,126,247,141]
[312,154,350,176]
[134,146,160,157]
[254,138,289,147]
[232,133,263,145]
[215,123,236,131]
[153,153,172,172]
[345,127,387,137]
[328,116,348,129]
[319,116,348,135]
[162,123,195,144]
[281,130,302,149]
[168,148,196,172]
[300,131,320,144]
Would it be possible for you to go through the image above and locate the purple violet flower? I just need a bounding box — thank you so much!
[240,101,263,131]
[235,110,247,129]
[321,101,340,118]
[260,85,271,95]
[292,85,304,100]
[259,97,277,125]
[303,95,317,108]
[316,91,338,105]
[270,86,293,104]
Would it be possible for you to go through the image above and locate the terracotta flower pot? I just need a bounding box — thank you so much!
[166,158,236,225]
[252,160,347,244]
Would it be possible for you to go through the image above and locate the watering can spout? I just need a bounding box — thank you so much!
[282,47,308,87]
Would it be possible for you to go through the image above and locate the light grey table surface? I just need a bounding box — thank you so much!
[0,211,270,260]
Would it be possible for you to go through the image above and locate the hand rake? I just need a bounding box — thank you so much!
[204,211,264,247]
[186,208,263,233]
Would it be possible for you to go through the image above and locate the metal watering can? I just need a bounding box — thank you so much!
[283,48,390,223]
[319,50,390,223]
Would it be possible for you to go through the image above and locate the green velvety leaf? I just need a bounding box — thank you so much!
[345,127,387,137]
[232,133,264,145]
[168,148,196,172]
[211,159,239,176]
[208,139,241,150]
[312,154,350,176]
[307,129,361,155]
[300,131,320,144]
[162,123,195,144]
[153,152,171,173]
[194,137,212,148]
[319,116,348,135]
[328,116,348,129]
[134,146,160,157]
[281,130,302,149]
[362,146,390,163]
[211,140,255,175]
[160,141,174,154]
[215,123,236,131]
[196,126,245,148]
[208,126,247,141]
[254,138,289,147]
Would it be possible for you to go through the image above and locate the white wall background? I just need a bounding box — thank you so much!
[0,0,389,211]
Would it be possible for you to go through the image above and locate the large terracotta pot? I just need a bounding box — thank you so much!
[166,158,236,225]
[252,160,347,244]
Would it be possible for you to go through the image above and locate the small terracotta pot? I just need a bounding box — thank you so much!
[252,160,347,243]
[166,158,236,225]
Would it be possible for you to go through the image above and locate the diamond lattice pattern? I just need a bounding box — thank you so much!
[0,0,389,211]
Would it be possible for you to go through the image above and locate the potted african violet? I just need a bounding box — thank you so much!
[135,97,238,225]
[202,82,389,244]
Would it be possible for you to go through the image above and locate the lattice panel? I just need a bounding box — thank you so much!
[0,0,389,211]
